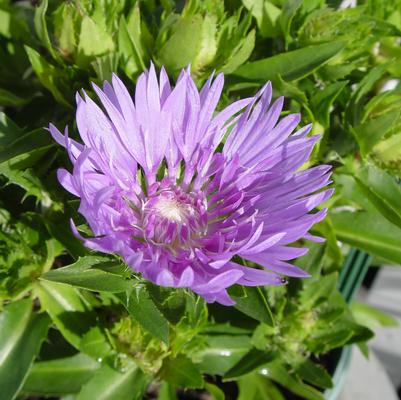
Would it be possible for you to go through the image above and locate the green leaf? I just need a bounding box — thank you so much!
[332,172,401,264]
[76,362,149,400]
[34,0,59,61]
[346,63,390,125]
[233,41,345,81]
[25,46,70,107]
[119,16,145,77]
[351,165,401,230]
[295,359,333,389]
[157,382,178,400]
[146,283,187,324]
[0,88,31,107]
[45,211,86,257]
[348,322,374,344]
[313,217,343,268]
[372,131,401,172]
[80,326,113,361]
[196,335,251,376]
[195,13,218,74]
[353,108,401,157]
[265,362,325,400]
[205,383,225,400]
[308,317,373,353]
[242,0,282,38]
[295,242,326,276]
[300,273,338,307]
[230,286,274,326]
[331,208,401,264]
[310,81,348,127]
[0,7,30,40]
[157,15,205,73]
[272,73,308,104]
[307,330,349,353]
[22,353,100,397]
[0,128,53,164]
[0,163,47,200]
[92,53,120,82]
[53,2,78,58]
[117,286,169,344]
[118,4,151,78]
[35,280,96,349]
[185,292,208,328]
[352,302,398,329]
[42,256,132,293]
[160,355,203,389]
[77,16,114,62]
[0,112,21,146]
[220,30,255,74]
[279,0,302,47]
[237,372,285,400]
[0,120,52,201]
[224,348,276,380]
[0,298,50,400]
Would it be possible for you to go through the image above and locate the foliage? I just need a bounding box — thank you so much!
[1,0,401,399]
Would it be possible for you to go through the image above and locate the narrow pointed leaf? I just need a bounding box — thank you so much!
[295,359,333,389]
[233,41,345,81]
[331,209,401,264]
[196,335,251,376]
[230,286,274,326]
[160,356,203,389]
[224,348,276,380]
[351,165,401,230]
[0,299,50,400]
[76,363,149,400]
[265,362,325,400]
[42,256,132,293]
[116,286,169,344]
[22,354,100,397]
[35,280,96,349]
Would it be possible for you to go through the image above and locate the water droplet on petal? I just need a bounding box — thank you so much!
[276,276,288,284]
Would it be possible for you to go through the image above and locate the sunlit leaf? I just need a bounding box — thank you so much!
[35,280,96,349]
[42,256,133,293]
[0,298,50,400]
[22,353,100,397]
[34,0,60,61]
[233,41,345,81]
[117,286,169,344]
[352,302,398,329]
[25,46,71,107]
[230,286,274,326]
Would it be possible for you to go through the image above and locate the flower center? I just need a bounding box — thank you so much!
[142,187,207,248]
[153,196,189,223]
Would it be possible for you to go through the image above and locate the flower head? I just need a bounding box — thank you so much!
[49,64,332,305]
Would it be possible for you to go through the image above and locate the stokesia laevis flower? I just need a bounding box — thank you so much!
[49,64,332,306]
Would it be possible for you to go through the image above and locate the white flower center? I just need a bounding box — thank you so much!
[141,187,208,247]
[153,198,188,223]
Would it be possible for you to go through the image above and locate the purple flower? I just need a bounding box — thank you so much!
[49,65,332,305]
